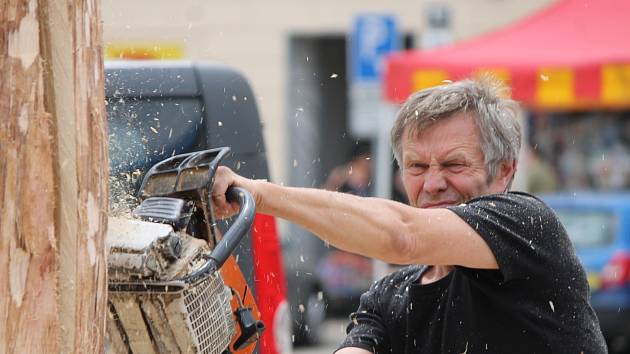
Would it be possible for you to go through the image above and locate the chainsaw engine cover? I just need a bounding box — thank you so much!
[107,217,207,281]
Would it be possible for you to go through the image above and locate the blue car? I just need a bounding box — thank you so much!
[542,192,630,349]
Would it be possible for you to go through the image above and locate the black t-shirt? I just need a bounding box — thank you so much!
[337,192,607,353]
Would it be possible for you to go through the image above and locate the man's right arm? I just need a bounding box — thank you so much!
[210,166,499,269]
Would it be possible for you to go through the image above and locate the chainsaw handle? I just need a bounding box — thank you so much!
[209,187,256,269]
[181,187,255,285]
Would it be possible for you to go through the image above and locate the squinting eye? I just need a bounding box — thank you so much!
[446,163,465,172]
[406,163,427,174]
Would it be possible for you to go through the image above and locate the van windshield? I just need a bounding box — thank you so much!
[554,209,617,249]
[107,96,204,174]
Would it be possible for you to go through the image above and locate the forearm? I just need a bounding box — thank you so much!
[253,180,411,263]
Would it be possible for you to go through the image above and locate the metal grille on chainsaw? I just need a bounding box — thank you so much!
[184,273,235,354]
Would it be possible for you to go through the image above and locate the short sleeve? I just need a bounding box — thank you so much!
[447,192,572,283]
[335,277,391,353]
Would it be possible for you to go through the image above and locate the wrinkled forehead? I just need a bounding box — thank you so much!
[402,111,478,141]
[400,112,485,161]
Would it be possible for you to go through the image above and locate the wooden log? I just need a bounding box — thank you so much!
[0,0,108,353]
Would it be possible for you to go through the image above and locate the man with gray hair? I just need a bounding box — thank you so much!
[211,78,606,353]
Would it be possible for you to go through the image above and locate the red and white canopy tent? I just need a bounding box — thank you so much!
[384,0,630,110]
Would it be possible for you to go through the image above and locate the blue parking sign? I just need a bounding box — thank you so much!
[350,15,399,82]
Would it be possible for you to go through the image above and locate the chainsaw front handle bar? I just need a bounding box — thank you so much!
[181,186,255,285]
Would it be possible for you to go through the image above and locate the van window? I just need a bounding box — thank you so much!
[555,210,617,248]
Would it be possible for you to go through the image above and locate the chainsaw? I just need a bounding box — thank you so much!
[105,147,265,354]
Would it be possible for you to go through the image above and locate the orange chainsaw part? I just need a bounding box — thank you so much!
[220,254,261,354]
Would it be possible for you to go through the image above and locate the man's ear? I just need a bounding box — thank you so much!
[501,160,518,191]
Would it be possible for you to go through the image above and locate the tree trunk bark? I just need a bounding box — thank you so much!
[1,0,108,353]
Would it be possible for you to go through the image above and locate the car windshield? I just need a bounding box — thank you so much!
[554,209,618,249]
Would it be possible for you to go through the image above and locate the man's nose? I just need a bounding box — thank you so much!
[423,168,448,194]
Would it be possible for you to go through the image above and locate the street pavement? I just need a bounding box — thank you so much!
[293,317,348,354]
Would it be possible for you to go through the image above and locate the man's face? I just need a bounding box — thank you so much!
[400,112,509,208]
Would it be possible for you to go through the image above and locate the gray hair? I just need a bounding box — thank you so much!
[390,77,522,182]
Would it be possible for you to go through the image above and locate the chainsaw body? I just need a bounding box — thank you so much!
[106,147,264,354]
